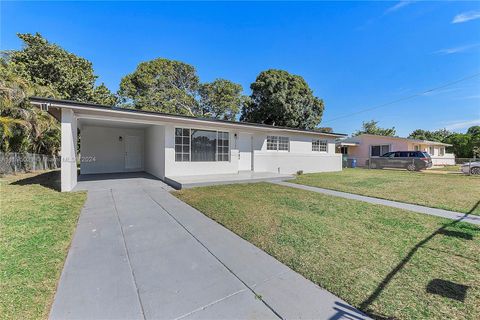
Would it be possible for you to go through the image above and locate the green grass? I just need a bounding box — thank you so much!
[430,165,462,172]
[174,183,480,320]
[0,171,86,320]
[292,168,480,215]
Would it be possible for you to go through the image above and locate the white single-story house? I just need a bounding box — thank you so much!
[30,97,346,191]
[336,134,455,167]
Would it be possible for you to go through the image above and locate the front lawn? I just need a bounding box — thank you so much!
[292,168,480,214]
[0,171,86,320]
[175,183,480,320]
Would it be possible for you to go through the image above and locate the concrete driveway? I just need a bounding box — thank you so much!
[51,173,368,320]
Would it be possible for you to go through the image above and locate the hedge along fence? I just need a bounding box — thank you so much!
[0,152,61,174]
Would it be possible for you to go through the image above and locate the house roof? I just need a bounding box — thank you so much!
[29,96,347,138]
[339,134,452,146]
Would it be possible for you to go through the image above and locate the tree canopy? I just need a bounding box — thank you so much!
[119,58,200,116]
[354,120,396,136]
[240,69,324,130]
[407,126,480,158]
[1,33,115,155]
[10,33,113,102]
[198,79,245,120]
[408,128,452,142]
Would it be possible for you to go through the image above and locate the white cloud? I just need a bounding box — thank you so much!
[385,1,415,14]
[445,119,480,131]
[435,43,480,55]
[452,11,480,24]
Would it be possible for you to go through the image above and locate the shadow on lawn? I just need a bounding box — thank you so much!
[11,170,61,191]
[358,200,479,318]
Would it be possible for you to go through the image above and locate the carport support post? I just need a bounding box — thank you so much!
[61,108,78,191]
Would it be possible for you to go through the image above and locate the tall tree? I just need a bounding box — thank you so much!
[354,120,396,136]
[240,69,324,129]
[11,33,95,101]
[198,79,245,120]
[1,33,113,155]
[92,83,118,106]
[119,58,200,116]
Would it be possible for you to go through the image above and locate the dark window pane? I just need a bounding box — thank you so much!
[183,146,189,153]
[175,145,182,153]
[400,152,409,157]
[175,137,182,144]
[183,154,190,161]
[183,128,190,136]
[175,154,182,161]
[371,146,380,157]
[175,128,182,136]
[191,129,217,161]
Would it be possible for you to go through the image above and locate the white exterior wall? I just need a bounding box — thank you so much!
[144,125,166,179]
[78,119,343,180]
[252,133,342,174]
[61,109,77,192]
[80,125,144,174]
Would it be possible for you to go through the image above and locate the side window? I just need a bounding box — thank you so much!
[393,152,401,157]
[399,152,409,157]
[408,152,416,157]
[371,146,381,157]
[175,128,190,162]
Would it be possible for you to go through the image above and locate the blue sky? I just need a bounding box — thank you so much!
[1,1,479,136]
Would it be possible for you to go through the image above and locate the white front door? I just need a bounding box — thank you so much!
[238,133,253,171]
[125,135,142,169]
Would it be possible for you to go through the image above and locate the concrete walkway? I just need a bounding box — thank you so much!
[52,173,368,320]
[274,181,480,225]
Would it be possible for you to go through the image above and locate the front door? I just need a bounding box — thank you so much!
[238,133,253,171]
[125,135,142,169]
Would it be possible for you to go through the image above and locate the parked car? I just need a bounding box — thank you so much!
[367,151,432,171]
[461,161,480,175]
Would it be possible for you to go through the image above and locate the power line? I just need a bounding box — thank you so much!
[322,72,480,124]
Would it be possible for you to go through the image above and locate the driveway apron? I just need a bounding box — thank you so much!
[50,174,368,320]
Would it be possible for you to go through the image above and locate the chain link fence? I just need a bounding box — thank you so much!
[342,155,479,175]
[0,152,61,175]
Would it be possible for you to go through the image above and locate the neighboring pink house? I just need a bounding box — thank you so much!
[336,134,455,166]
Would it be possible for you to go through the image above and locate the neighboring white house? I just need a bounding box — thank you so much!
[30,97,345,191]
[336,134,455,167]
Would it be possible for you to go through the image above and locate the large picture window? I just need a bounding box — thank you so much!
[370,145,390,157]
[175,128,229,162]
[267,136,289,151]
[312,139,328,152]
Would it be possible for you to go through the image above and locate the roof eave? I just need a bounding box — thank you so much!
[29,96,347,137]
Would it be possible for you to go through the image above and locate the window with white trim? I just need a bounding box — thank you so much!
[175,128,190,162]
[429,146,434,155]
[175,128,229,162]
[439,147,445,156]
[312,139,328,152]
[217,131,229,161]
[267,136,289,151]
